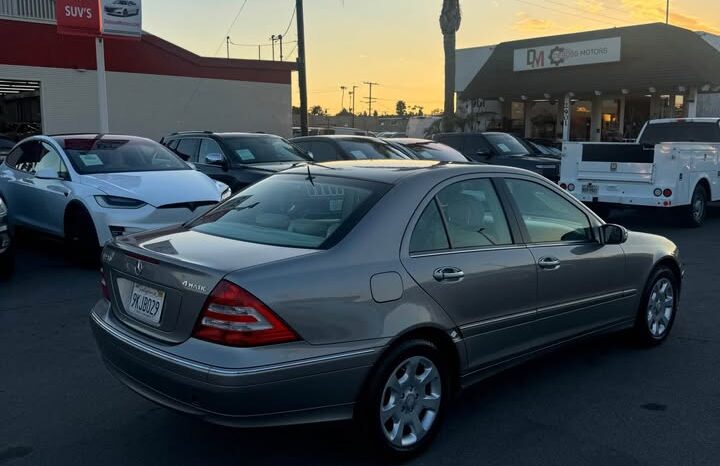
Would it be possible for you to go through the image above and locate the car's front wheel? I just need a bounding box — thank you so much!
[64,205,100,265]
[355,339,449,460]
[633,266,679,345]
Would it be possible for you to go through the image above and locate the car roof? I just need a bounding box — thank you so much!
[280,160,532,184]
[387,138,433,144]
[648,118,720,124]
[166,132,280,138]
[50,134,152,142]
[291,135,383,142]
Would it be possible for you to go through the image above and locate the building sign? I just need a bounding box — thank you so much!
[513,37,621,72]
[55,0,102,37]
[101,0,142,37]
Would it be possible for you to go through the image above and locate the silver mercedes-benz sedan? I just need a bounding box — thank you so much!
[90,160,683,458]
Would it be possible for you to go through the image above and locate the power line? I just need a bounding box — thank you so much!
[512,0,633,27]
[214,0,249,56]
[541,0,637,25]
[282,6,297,37]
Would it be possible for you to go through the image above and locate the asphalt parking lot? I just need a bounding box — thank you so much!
[2,209,720,466]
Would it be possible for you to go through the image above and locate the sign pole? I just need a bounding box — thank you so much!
[95,36,110,133]
[562,93,571,142]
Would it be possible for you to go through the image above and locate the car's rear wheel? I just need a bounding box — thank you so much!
[680,184,707,227]
[633,266,679,346]
[64,206,100,265]
[355,339,449,460]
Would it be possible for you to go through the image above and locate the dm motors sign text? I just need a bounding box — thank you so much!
[513,37,621,72]
[102,0,142,37]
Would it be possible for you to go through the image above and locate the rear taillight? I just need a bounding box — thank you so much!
[193,280,298,347]
[663,188,673,197]
[100,268,110,301]
[559,182,568,189]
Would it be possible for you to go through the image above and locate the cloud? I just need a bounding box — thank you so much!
[513,12,557,33]
[575,0,604,14]
[620,0,720,34]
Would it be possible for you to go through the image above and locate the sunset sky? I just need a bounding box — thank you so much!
[143,0,720,115]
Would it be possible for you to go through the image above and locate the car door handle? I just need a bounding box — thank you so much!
[538,257,561,269]
[433,267,465,282]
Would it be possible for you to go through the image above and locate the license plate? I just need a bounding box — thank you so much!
[127,283,165,325]
[582,184,599,195]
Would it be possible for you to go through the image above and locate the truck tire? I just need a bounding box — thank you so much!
[680,184,707,228]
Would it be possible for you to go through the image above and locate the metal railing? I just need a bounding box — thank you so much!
[0,0,55,23]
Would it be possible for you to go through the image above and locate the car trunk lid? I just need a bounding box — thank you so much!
[102,227,317,343]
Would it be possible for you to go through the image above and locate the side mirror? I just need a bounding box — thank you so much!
[186,162,197,170]
[205,153,226,166]
[601,223,628,245]
[35,168,61,180]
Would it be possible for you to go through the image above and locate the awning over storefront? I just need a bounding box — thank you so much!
[459,23,720,100]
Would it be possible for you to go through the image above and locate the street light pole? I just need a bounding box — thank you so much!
[666,0,670,24]
[296,0,309,136]
[340,85,346,111]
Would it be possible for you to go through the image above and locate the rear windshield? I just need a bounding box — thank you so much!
[188,173,390,249]
[337,139,408,159]
[484,133,531,156]
[223,136,309,164]
[404,142,468,162]
[59,138,189,174]
[639,122,720,145]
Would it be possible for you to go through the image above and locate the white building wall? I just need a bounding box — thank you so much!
[106,72,292,140]
[0,64,292,139]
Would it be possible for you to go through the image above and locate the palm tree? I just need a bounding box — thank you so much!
[440,0,461,130]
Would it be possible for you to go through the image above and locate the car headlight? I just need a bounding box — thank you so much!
[94,195,147,209]
[0,198,6,217]
[221,187,232,201]
[215,181,231,200]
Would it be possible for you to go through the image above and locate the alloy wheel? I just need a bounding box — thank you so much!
[379,356,442,448]
[692,192,705,223]
[646,277,674,337]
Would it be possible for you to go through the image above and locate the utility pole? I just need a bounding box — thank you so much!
[270,35,277,61]
[350,84,358,128]
[340,86,347,111]
[296,0,309,136]
[665,0,670,24]
[226,36,230,59]
[279,34,284,61]
[258,44,261,60]
[363,81,379,128]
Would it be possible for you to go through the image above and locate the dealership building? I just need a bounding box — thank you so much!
[456,23,720,142]
[0,0,296,141]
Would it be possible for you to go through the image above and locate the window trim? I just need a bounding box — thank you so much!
[404,174,522,258]
[496,176,599,245]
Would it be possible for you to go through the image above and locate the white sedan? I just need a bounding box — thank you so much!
[0,134,230,258]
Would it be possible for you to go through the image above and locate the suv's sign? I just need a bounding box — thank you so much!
[513,37,621,72]
[55,0,101,37]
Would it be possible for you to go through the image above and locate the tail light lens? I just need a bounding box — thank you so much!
[559,183,568,189]
[663,188,673,197]
[100,268,110,301]
[193,280,299,347]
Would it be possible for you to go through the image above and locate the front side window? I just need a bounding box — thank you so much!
[198,138,224,164]
[223,136,308,164]
[12,141,66,175]
[189,174,389,249]
[436,179,513,248]
[36,143,69,177]
[176,138,200,162]
[505,178,592,243]
[59,138,189,174]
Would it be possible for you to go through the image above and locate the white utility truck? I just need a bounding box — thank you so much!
[560,118,720,227]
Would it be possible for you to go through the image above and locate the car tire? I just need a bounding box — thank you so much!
[64,206,100,265]
[632,266,679,346]
[122,8,128,16]
[680,184,707,228]
[354,339,450,460]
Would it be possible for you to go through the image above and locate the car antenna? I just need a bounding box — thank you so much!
[306,164,315,186]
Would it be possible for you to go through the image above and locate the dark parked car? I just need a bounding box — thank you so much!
[514,136,562,159]
[0,196,12,277]
[161,131,310,192]
[290,135,410,162]
[433,132,560,182]
[385,138,470,162]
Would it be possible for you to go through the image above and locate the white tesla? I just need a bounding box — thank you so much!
[0,134,230,258]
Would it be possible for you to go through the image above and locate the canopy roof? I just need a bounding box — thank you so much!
[459,23,720,100]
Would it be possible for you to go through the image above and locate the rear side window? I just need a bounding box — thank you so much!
[176,138,200,162]
[410,201,449,253]
[639,122,720,145]
[189,174,389,249]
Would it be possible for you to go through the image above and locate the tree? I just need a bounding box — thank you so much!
[310,105,326,116]
[396,100,407,116]
[336,108,352,117]
[440,0,461,130]
[373,110,379,118]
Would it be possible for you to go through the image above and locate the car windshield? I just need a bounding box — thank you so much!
[60,138,189,174]
[189,174,390,249]
[484,133,531,156]
[336,139,408,159]
[223,136,309,164]
[403,142,468,162]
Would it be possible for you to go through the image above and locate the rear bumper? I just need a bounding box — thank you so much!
[565,182,676,207]
[89,300,378,427]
